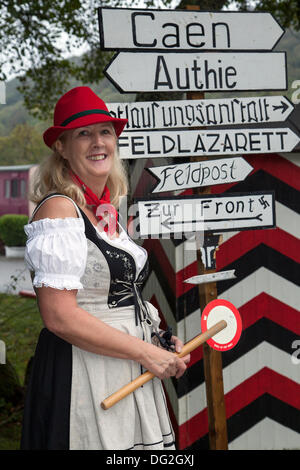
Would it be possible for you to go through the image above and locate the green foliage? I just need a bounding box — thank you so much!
[0,0,299,120]
[0,215,28,247]
[0,293,43,449]
[0,0,299,127]
[0,123,47,165]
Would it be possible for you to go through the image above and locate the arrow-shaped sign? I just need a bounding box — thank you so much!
[137,192,275,237]
[104,51,287,93]
[118,128,299,159]
[184,270,236,284]
[108,96,294,131]
[98,8,284,51]
[147,157,253,193]
[161,213,264,230]
[272,100,290,114]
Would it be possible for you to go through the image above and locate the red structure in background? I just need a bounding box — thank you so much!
[0,164,37,217]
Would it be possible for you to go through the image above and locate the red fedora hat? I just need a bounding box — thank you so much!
[43,86,128,148]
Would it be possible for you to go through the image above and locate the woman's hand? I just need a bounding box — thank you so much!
[140,338,190,380]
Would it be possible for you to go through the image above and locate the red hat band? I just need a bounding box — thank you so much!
[43,86,128,148]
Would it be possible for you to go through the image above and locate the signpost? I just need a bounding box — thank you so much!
[147,157,253,193]
[137,191,275,237]
[98,5,289,451]
[104,51,287,93]
[118,127,299,159]
[108,96,294,130]
[98,8,284,51]
[184,270,236,285]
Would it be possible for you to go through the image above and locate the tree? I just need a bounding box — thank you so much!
[1,0,299,120]
[0,123,47,165]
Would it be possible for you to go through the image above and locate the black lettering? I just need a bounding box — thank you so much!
[202,166,211,182]
[235,132,247,151]
[191,165,201,184]
[212,22,231,48]
[218,59,223,89]
[186,23,205,48]
[204,59,217,89]
[144,202,160,218]
[236,200,245,213]
[162,106,173,127]
[131,136,144,154]
[132,12,156,47]
[130,107,140,129]
[229,160,236,179]
[185,105,195,126]
[248,198,254,212]
[223,134,234,152]
[154,55,173,90]
[225,66,237,88]
[162,205,172,217]
[218,103,231,124]
[215,201,223,214]
[195,104,205,125]
[174,169,184,186]
[194,134,206,152]
[177,134,191,153]
[173,106,185,126]
[191,59,203,89]
[201,199,212,216]
[206,104,217,125]
[225,201,235,213]
[151,102,159,128]
[211,165,220,181]
[185,163,191,183]
[159,166,176,189]
[276,130,288,150]
[118,135,129,149]
[146,135,160,154]
[249,132,261,151]
[162,23,180,48]
[247,101,258,123]
[162,135,176,153]
[261,131,273,150]
[221,162,228,180]
[263,98,270,122]
[176,67,190,90]
[141,107,152,129]
[208,134,220,152]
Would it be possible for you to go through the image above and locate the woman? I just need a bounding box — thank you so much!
[21,86,190,450]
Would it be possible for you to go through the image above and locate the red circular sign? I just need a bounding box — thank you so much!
[201,299,242,351]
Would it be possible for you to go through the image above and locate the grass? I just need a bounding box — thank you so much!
[0,292,43,450]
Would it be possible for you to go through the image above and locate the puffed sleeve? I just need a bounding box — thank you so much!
[24,217,87,290]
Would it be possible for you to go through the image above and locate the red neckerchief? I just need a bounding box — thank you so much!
[69,170,118,235]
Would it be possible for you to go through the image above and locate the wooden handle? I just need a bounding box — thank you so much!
[101,319,227,410]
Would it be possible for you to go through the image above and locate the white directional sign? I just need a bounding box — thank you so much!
[104,51,287,93]
[184,270,236,284]
[118,128,299,159]
[108,96,294,131]
[98,8,284,51]
[137,192,275,236]
[147,157,253,193]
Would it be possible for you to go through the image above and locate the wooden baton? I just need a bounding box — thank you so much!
[101,319,227,410]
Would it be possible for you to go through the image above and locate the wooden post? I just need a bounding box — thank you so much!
[186,4,228,450]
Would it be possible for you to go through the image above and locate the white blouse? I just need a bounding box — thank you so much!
[24,217,147,291]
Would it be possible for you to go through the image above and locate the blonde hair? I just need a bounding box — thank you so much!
[29,128,129,209]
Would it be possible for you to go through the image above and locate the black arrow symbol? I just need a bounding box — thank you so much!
[272,100,289,114]
[161,214,264,229]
